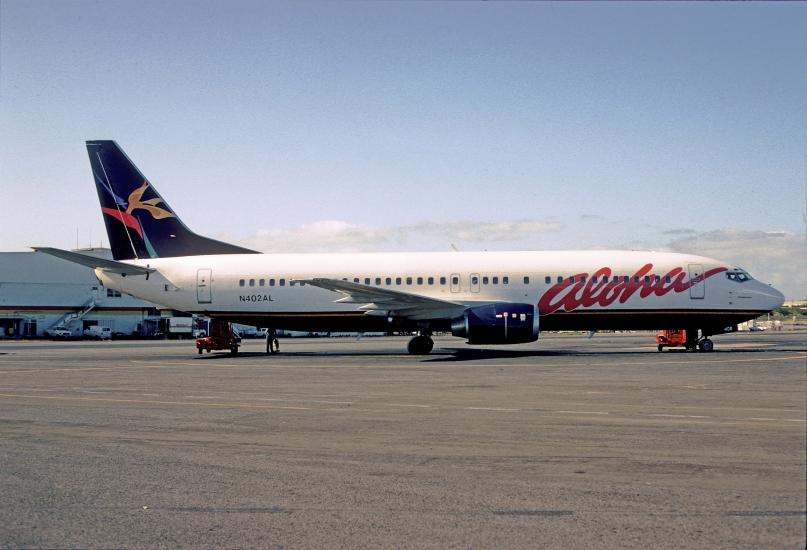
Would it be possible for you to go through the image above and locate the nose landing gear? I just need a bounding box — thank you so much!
[697,338,714,352]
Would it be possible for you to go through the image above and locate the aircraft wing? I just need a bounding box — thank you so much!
[295,277,467,320]
[31,247,154,276]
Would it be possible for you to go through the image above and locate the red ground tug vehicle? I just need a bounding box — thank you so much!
[196,319,241,355]
[656,329,692,352]
[656,329,717,352]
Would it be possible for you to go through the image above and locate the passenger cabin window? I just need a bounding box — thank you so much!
[269,279,275,286]
[279,279,286,286]
[545,276,551,284]
[558,276,563,284]
[483,276,489,285]
[471,276,479,285]
[451,276,459,285]
[354,278,360,283]
[249,279,255,287]
[239,279,245,287]
[386,277,392,285]
[259,279,265,286]
[592,276,598,284]
[665,276,671,283]
[440,277,447,285]
[523,276,529,284]
[406,277,412,285]
[428,277,434,285]
[364,278,370,285]
[492,276,499,285]
[503,276,509,285]
[375,277,381,285]
[396,277,402,285]
[417,277,423,285]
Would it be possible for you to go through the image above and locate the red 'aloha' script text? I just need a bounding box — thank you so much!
[537,264,727,314]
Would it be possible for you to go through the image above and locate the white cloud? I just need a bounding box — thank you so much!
[238,220,391,253]
[405,220,562,242]
[666,229,806,299]
[237,218,562,253]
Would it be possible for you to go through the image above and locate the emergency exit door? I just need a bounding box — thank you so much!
[197,268,212,303]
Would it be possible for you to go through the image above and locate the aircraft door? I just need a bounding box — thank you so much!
[470,273,480,293]
[197,268,212,303]
[688,263,705,299]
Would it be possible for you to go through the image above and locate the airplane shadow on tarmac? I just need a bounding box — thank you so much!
[191,345,799,362]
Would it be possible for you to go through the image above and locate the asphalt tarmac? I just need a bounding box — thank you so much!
[1,331,805,549]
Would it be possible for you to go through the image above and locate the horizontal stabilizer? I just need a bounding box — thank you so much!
[31,247,154,276]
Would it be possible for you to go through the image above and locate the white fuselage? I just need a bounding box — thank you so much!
[94,250,784,335]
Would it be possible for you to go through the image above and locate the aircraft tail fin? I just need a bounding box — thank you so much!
[85,140,258,260]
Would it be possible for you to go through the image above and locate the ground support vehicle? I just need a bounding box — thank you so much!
[195,319,241,355]
[655,329,714,352]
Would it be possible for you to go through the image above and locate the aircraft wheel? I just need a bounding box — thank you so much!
[198,348,202,355]
[698,339,714,352]
[657,345,664,352]
[407,335,433,355]
[230,346,239,356]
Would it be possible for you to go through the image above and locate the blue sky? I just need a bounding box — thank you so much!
[1,1,805,296]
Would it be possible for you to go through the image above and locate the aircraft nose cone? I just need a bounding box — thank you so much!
[761,284,785,310]
[767,287,785,309]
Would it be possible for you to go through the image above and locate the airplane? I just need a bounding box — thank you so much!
[34,140,785,355]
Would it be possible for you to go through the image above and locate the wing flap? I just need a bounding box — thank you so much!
[295,277,467,319]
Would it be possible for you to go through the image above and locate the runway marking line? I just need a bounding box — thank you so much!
[465,406,521,412]
[555,410,609,415]
[649,414,711,419]
[0,393,312,411]
[0,392,803,423]
[250,398,354,405]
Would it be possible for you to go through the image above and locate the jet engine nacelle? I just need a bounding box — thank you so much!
[451,303,539,345]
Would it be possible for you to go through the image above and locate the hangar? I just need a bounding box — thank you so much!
[0,248,170,338]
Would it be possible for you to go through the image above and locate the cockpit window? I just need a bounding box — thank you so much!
[726,269,753,283]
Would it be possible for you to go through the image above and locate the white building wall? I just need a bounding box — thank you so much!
[0,248,162,338]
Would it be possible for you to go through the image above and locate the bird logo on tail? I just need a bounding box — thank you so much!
[100,181,175,239]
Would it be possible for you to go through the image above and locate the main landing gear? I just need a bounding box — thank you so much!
[407,333,434,355]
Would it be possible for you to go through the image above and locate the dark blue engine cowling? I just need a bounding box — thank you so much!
[451,303,539,344]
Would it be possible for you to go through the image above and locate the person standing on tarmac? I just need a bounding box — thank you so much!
[266,329,279,353]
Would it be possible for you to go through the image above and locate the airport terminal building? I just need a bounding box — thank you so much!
[0,248,168,338]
